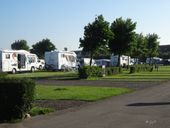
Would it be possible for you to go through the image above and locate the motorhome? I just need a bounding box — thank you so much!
[0,49,40,74]
[95,59,110,67]
[78,58,96,67]
[110,55,132,66]
[45,50,77,70]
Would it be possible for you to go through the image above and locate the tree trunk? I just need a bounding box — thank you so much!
[89,53,93,66]
[117,54,121,67]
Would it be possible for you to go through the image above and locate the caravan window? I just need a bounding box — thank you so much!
[28,56,36,63]
[5,54,10,59]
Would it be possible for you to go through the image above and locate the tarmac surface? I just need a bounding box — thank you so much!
[1,80,170,128]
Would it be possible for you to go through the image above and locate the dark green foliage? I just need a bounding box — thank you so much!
[146,33,160,64]
[131,33,147,62]
[105,67,122,76]
[109,17,136,66]
[79,15,113,66]
[31,38,56,59]
[78,66,103,78]
[0,78,35,121]
[11,40,30,51]
[129,65,153,73]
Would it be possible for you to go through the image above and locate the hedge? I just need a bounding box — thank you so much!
[78,66,122,78]
[0,78,35,122]
[105,67,122,76]
[78,66,103,79]
[129,65,153,73]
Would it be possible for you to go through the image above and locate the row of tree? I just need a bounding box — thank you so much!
[11,39,56,58]
[79,15,159,66]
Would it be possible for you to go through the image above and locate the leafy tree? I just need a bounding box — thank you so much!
[31,38,56,58]
[79,15,113,66]
[145,33,160,64]
[109,17,136,66]
[131,33,147,64]
[11,40,29,51]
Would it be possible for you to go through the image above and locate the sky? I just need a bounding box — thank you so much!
[0,0,170,50]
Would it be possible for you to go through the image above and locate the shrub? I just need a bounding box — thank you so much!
[129,65,153,73]
[105,67,122,76]
[0,78,35,121]
[78,66,103,79]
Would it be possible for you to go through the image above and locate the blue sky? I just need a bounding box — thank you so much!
[0,0,170,50]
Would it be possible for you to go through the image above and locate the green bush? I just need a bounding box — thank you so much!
[129,65,153,73]
[105,67,122,76]
[78,66,103,79]
[129,66,136,73]
[0,78,35,121]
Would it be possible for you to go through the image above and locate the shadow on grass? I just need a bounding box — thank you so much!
[127,102,170,107]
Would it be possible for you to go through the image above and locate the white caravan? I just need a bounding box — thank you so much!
[78,58,96,67]
[0,49,40,74]
[95,59,110,67]
[110,55,132,66]
[45,51,77,70]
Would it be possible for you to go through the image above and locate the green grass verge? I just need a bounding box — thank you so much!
[35,85,132,101]
[7,71,78,80]
[29,107,55,116]
[99,66,170,82]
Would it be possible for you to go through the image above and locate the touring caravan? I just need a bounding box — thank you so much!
[110,55,132,66]
[0,49,40,74]
[45,50,77,70]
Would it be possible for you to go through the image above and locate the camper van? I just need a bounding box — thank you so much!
[110,55,131,66]
[0,49,40,74]
[45,50,77,70]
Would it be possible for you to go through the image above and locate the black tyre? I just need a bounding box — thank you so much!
[31,67,35,72]
[12,68,16,74]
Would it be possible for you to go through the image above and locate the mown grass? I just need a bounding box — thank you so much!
[7,71,78,80]
[100,66,170,82]
[6,66,170,82]
[35,85,132,101]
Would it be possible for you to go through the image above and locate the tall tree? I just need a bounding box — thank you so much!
[109,17,136,66]
[145,33,160,64]
[11,40,29,51]
[31,38,56,58]
[79,15,113,66]
[131,33,147,63]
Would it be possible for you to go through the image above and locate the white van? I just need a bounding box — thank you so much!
[0,49,39,74]
[45,50,77,70]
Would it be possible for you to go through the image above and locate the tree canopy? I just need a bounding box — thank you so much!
[131,33,147,63]
[145,33,160,64]
[11,40,29,51]
[108,17,136,66]
[79,15,113,66]
[31,38,56,59]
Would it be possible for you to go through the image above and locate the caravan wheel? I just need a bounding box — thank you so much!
[31,67,35,72]
[39,65,43,70]
[12,68,16,74]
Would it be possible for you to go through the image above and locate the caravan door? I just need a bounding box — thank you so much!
[18,54,26,70]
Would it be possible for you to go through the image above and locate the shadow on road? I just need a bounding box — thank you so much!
[127,102,170,107]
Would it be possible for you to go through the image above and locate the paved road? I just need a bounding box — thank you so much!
[1,81,170,128]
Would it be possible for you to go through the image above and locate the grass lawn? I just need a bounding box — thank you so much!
[6,66,170,82]
[100,66,170,82]
[35,85,132,101]
[7,71,78,80]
